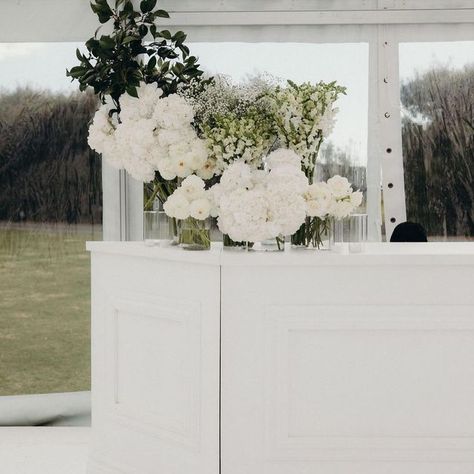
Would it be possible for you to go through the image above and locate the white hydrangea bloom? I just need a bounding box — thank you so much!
[87,83,211,183]
[266,148,302,171]
[212,157,307,242]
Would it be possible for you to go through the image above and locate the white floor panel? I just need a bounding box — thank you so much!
[0,427,89,474]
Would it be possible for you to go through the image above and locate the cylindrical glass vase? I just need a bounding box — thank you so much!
[178,217,211,251]
[348,213,368,253]
[250,235,285,252]
[143,211,173,246]
[291,217,333,250]
[223,234,250,251]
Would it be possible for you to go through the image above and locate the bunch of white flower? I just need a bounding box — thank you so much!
[269,80,346,178]
[87,101,122,168]
[180,74,276,177]
[305,175,363,220]
[88,83,208,182]
[212,149,307,242]
[163,175,212,221]
[202,111,274,175]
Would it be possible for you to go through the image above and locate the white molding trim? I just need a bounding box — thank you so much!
[2,3,474,42]
[160,9,474,27]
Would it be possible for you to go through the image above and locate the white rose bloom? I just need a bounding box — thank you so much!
[163,193,190,220]
[197,159,218,180]
[189,198,211,220]
[180,175,206,200]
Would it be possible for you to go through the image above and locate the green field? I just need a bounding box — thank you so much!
[0,224,101,395]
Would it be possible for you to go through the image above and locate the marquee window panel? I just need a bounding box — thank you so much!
[0,42,100,396]
[399,41,474,241]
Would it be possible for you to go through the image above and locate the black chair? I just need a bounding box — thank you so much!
[390,221,428,242]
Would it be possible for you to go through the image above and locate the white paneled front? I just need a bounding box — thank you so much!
[264,305,474,459]
[104,296,202,449]
[87,243,474,474]
[88,249,220,474]
[220,249,474,474]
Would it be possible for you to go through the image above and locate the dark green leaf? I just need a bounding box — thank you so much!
[99,35,115,49]
[147,56,157,71]
[155,9,170,18]
[122,36,138,44]
[126,85,139,98]
[138,24,148,37]
[159,29,172,40]
[75,48,84,62]
[140,0,156,13]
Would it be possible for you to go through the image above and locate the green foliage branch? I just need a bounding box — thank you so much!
[66,0,204,115]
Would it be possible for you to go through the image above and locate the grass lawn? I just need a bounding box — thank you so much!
[0,223,101,396]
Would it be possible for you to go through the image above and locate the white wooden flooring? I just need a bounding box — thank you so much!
[0,428,89,474]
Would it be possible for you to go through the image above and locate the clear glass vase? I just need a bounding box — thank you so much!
[178,217,211,251]
[250,235,286,252]
[143,211,174,247]
[291,217,333,250]
[222,234,250,251]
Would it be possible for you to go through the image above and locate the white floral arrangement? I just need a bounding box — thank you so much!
[179,75,275,177]
[210,149,308,243]
[162,175,213,221]
[305,176,363,220]
[269,80,346,178]
[88,83,208,182]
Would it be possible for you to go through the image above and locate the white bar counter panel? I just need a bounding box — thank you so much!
[86,242,474,474]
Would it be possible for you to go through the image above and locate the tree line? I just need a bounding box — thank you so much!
[0,88,101,224]
[401,64,474,238]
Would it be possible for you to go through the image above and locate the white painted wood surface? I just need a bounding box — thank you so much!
[0,428,89,474]
[87,245,220,474]
[87,242,474,474]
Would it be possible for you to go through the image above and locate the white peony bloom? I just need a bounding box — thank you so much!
[306,199,328,218]
[326,175,353,199]
[350,190,363,208]
[329,199,355,219]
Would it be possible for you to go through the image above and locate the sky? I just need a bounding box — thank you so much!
[0,40,473,167]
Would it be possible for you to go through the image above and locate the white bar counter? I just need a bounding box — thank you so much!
[86,242,474,474]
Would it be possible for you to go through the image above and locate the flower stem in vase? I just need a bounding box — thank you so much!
[250,235,285,252]
[178,217,211,251]
[291,217,333,250]
[223,234,249,251]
